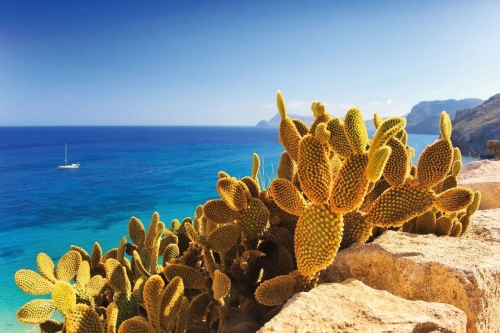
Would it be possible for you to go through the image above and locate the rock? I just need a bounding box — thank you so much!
[458,160,500,209]
[321,224,500,333]
[257,278,466,333]
[451,93,500,157]
[466,208,500,245]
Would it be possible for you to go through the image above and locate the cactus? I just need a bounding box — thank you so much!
[14,91,483,333]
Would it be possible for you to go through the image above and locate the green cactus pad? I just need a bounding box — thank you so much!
[416,139,453,188]
[117,316,151,333]
[203,199,239,224]
[278,151,296,181]
[213,270,231,301]
[366,146,392,183]
[298,134,332,204]
[17,299,56,324]
[344,108,368,155]
[104,259,131,293]
[327,117,352,159]
[340,211,372,250]
[162,244,180,265]
[52,281,76,316]
[369,117,406,156]
[217,177,248,211]
[382,138,409,186]
[294,203,343,276]
[270,178,307,216]
[449,222,462,237]
[331,154,369,212]
[163,264,205,290]
[160,276,185,330]
[415,211,437,234]
[36,253,57,283]
[207,223,241,253]
[255,275,295,306]
[366,185,435,227]
[241,176,260,198]
[238,198,270,240]
[144,275,164,332]
[128,216,146,247]
[440,111,452,140]
[15,269,54,295]
[56,250,82,282]
[189,292,211,321]
[466,191,481,216]
[434,187,473,213]
[436,216,454,236]
[293,119,310,137]
[65,303,105,333]
[252,153,260,180]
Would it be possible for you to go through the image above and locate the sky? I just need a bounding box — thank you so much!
[1,0,499,126]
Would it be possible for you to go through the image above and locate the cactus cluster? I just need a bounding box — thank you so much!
[15,91,481,332]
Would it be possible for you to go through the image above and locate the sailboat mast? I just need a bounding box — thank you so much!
[65,143,68,164]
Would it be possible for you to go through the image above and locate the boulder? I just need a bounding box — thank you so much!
[257,278,466,333]
[321,213,500,333]
[458,160,500,209]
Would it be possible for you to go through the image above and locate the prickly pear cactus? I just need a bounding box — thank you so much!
[14,90,482,333]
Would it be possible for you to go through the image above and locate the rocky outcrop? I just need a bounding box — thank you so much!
[451,93,500,157]
[320,209,500,333]
[458,160,500,210]
[405,98,483,134]
[257,278,467,333]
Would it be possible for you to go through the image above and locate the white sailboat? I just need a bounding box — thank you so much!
[58,143,80,170]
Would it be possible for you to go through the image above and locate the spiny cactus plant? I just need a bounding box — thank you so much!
[15,90,482,333]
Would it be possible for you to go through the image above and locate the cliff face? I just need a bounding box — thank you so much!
[406,98,483,134]
[451,93,500,157]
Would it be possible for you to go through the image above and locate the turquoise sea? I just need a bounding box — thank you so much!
[0,126,476,332]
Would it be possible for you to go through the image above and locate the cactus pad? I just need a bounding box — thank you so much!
[163,264,205,290]
[294,203,343,276]
[255,275,295,306]
[17,299,56,324]
[270,178,307,216]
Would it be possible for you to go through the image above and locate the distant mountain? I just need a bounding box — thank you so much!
[405,98,483,134]
[256,113,386,131]
[451,93,500,157]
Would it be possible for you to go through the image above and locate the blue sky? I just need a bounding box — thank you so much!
[1,0,499,126]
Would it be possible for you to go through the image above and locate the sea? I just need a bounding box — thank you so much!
[0,126,478,332]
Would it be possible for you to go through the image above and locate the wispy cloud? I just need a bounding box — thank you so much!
[370,100,380,105]
[386,99,393,105]
[262,100,312,110]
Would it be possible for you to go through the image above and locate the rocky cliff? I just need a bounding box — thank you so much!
[451,93,500,157]
[406,98,483,134]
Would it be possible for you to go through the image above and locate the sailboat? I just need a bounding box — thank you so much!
[58,143,80,170]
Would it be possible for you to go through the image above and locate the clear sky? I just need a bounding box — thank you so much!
[1,0,499,126]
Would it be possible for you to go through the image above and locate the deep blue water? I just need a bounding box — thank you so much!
[0,126,475,332]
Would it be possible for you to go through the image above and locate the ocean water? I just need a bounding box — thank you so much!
[0,126,476,332]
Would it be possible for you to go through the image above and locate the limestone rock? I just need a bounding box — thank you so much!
[257,278,466,333]
[458,160,500,209]
[466,208,500,245]
[321,227,500,333]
